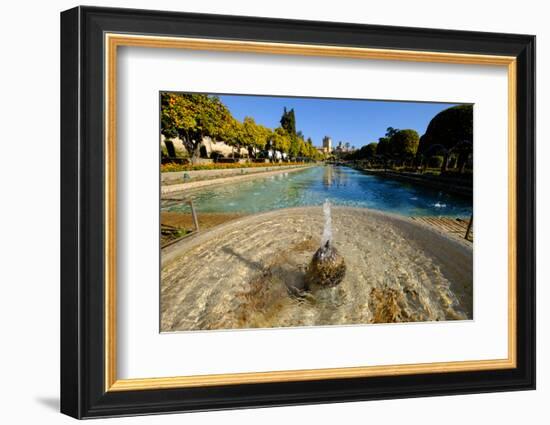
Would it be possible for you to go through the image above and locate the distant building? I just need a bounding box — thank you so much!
[322,136,332,153]
[334,141,354,154]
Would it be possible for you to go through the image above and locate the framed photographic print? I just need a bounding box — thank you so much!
[60,6,536,419]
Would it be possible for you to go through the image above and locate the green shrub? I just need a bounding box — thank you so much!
[160,161,307,173]
[428,155,444,168]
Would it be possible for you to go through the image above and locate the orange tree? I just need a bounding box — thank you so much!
[268,127,291,158]
[160,92,235,163]
[241,116,271,158]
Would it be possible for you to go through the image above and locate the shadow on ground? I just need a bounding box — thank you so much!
[35,396,59,411]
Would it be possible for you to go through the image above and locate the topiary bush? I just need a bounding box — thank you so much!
[418,105,473,154]
[428,155,444,168]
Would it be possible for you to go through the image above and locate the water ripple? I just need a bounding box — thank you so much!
[164,166,472,217]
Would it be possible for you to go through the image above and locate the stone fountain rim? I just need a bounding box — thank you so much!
[161,206,472,267]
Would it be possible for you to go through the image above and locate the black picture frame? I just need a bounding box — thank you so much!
[60,5,535,419]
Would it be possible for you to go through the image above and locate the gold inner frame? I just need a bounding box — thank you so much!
[104,33,517,392]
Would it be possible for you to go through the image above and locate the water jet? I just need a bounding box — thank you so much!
[304,200,346,289]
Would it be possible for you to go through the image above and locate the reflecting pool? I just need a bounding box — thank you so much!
[162,165,472,217]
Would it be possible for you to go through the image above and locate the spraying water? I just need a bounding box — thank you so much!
[304,200,346,289]
[321,199,332,247]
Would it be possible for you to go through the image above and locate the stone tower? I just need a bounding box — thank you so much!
[322,136,332,153]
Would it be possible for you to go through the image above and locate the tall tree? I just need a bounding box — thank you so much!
[280,107,299,159]
[306,137,315,158]
[385,127,399,138]
[362,142,378,158]
[280,107,297,136]
[376,137,391,156]
[389,129,420,164]
[376,137,392,170]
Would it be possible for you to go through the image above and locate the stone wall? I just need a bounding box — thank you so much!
[160,135,248,158]
[161,164,309,185]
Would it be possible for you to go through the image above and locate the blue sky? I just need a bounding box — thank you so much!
[218,94,459,149]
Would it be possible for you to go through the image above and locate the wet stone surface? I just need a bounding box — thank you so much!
[161,207,472,332]
[304,241,346,289]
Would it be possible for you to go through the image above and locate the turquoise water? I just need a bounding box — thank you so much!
[163,166,472,217]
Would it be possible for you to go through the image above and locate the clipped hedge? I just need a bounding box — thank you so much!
[161,161,307,173]
[427,155,444,168]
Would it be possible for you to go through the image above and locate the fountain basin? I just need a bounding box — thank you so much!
[161,206,473,332]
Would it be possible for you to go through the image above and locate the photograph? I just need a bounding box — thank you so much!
[159,92,474,332]
[56,4,536,419]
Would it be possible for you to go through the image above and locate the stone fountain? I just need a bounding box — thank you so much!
[304,200,346,289]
